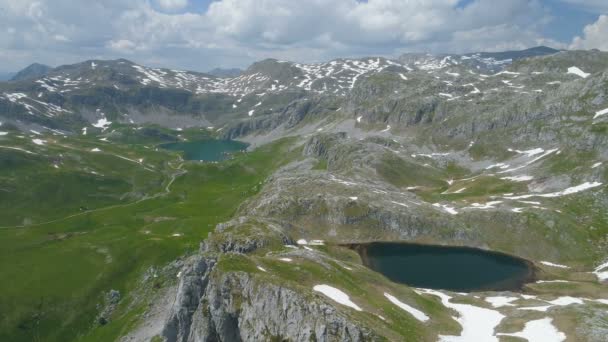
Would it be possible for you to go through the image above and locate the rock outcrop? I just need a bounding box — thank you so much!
[155,235,378,342]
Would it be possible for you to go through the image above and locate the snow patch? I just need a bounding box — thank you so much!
[567,66,590,78]
[501,175,533,182]
[540,261,570,269]
[510,148,545,157]
[32,139,46,145]
[433,203,458,215]
[384,293,429,322]
[519,305,553,312]
[548,296,584,306]
[486,163,510,170]
[485,296,518,308]
[594,108,608,119]
[92,118,112,130]
[420,289,504,342]
[391,201,409,207]
[413,152,451,158]
[296,239,326,246]
[593,260,608,281]
[497,318,565,342]
[519,296,585,312]
[313,285,362,311]
[493,70,520,76]
[0,146,37,155]
[504,182,603,199]
[519,200,541,205]
[463,201,503,210]
[536,280,571,284]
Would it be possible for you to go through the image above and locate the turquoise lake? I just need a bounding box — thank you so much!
[358,243,534,292]
[160,140,248,161]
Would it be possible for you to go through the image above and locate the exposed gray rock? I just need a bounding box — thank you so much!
[152,236,380,342]
[162,256,216,342]
[189,271,377,342]
[303,132,348,159]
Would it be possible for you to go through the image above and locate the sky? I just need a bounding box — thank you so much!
[0,0,607,73]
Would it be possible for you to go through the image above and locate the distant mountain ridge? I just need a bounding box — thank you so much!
[0,46,595,135]
[399,46,560,73]
[2,45,608,342]
[11,63,53,81]
[471,45,560,61]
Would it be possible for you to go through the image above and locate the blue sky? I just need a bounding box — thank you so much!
[542,0,600,40]
[0,0,607,72]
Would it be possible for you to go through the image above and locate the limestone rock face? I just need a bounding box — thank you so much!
[158,251,377,342]
[189,271,375,342]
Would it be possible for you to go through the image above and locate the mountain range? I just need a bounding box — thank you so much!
[1,46,608,342]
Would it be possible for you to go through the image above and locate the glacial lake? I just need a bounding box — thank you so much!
[355,242,534,292]
[160,139,248,161]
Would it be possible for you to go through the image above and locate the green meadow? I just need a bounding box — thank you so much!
[0,130,296,342]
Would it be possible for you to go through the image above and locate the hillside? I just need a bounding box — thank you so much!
[10,63,53,81]
[1,47,608,341]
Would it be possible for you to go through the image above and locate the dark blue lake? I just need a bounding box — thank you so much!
[358,243,534,292]
[160,140,248,161]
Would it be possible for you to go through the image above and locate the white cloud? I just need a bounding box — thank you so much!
[53,34,70,42]
[570,15,608,50]
[157,0,188,11]
[0,0,592,72]
[447,24,566,53]
[204,0,550,49]
[107,39,138,52]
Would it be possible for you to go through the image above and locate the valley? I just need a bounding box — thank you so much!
[0,46,607,341]
[0,129,297,341]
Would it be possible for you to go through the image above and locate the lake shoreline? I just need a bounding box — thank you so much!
[346,241,537,292]
[159,139,249,161]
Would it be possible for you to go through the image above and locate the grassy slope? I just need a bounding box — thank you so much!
[0,136,169,226]
[213,240,460,341]
[0,130,297,342]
